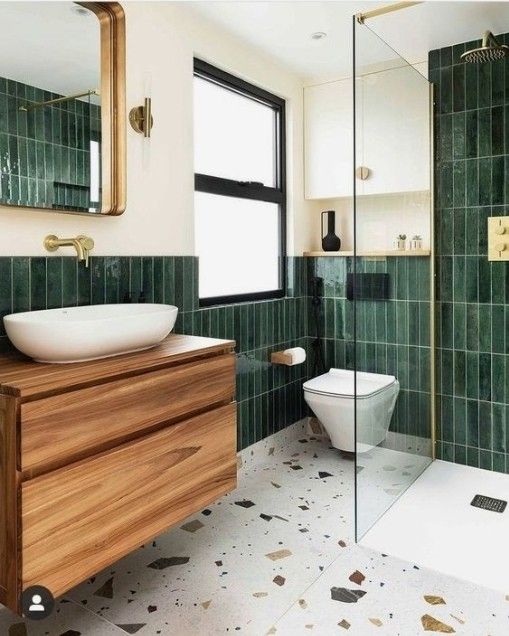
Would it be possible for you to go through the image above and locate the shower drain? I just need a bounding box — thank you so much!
[470,494,507,513]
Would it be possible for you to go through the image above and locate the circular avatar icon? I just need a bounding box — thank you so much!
[21,585,55,620]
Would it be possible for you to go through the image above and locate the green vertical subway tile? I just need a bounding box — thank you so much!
[479,400,492,450]
[491,305,505,354]
[118,257,130,302]
[453,256,465,302]
[492,354,506,405]
[452,111,465,158]
[466,399,480,447]
[478,62,491,109]
[408,346,419,391]
[61,258,77,307]
[465,110,478,158]
[163,257,175,306]
[439,162,453,208]
[153,257,164,303]
[419,302,430,347]
[441,349,454,395]
[465,208,478,255]
[466,303,479,351]
[491,262,506,304]
[465,160,479,206]
[386,301,396,343]
[466,445,480,468]
[30,257,46,311]
[452,64,465,112]
[374,302,386,343]
[130,257,142,303]
[478,305,491,351]
[441,395,454,442]
[440,257,453,301]
[141,257,154,303]
[454,349,466,397]
[440,66,453,114]
[441,208,453,254]
[90,257,105,305]
[453,160,466,207]
[478,257,491,304]
[454,443,467,465]
[441,302,453,348]
[465,61,478,109]
[479,449,493,470]
[478,107,492,157]
[478,158,492,206]
[466,351,479,399]
[492,403,506,453]
[479,353,492,401]
[104,257,120,304]
[12,257,29,313]
[491,156,505,205]
[453,208,466,254]
[181,257,193,311]
[453,302,466,350]
[464,257,478,303]
[77,258,91,305]
[491,106,504,156]
[454,397,467,445]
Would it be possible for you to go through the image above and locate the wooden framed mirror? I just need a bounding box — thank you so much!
[0,1,126,216]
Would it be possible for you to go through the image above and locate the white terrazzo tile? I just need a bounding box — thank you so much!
[2,423,507,636]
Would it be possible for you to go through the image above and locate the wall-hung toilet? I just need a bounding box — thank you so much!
[303,369,399,453]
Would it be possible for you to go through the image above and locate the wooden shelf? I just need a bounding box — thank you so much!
[303,249,431,258]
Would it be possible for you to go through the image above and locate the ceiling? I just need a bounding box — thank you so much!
[188,1,509,82]
[0,2,100,99]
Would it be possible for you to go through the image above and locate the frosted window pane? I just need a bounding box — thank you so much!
[195,192,280,299]
[194,77,276,186]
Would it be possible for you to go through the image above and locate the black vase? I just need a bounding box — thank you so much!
[321,210,341,252]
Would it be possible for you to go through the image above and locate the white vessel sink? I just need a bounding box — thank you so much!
[3,304,178,363]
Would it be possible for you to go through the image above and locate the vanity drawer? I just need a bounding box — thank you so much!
[21,403,237,597]
[20,353,235,476]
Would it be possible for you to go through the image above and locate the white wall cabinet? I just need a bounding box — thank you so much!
[304,66,430,200]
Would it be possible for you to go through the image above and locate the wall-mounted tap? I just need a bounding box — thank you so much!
[43,234,95,267]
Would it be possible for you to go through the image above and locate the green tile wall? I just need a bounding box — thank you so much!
[0,256,309,451]
[0,77,100,211]
[430,33,509,473]
[307,256,432,439]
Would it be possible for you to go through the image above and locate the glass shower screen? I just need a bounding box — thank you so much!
[353,17,434,540]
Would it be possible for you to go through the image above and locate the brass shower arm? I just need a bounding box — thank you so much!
[19,89,100,112]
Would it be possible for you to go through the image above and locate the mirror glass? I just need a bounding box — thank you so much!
[0,2,102,213]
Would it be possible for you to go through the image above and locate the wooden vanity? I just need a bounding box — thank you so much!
[0,334,237,614]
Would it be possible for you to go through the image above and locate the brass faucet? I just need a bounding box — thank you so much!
[43,235,95,267]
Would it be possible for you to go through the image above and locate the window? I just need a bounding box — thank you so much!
[193,59,286,306]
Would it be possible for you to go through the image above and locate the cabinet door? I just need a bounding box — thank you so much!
[361,65,430,195]
[304,79,354,199]
[21,403,237,597]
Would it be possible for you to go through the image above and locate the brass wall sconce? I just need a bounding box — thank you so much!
[129,97,153,137]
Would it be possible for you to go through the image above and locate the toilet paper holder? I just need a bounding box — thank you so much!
[270,347,306,366]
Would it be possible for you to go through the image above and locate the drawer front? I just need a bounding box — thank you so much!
[21,403,237,596]
[21,353,235,476]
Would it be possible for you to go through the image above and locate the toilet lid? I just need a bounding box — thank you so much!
[303,369,396,399]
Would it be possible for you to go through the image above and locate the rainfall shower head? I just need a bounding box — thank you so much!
[461,30,509,63]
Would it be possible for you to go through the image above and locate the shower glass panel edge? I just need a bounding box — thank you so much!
[353,16,435,542]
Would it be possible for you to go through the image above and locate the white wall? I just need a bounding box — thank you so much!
[0,2,313,257]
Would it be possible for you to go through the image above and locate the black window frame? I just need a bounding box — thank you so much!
[194,58,287,307]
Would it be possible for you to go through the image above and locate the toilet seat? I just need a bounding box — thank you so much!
[303,369,396,400]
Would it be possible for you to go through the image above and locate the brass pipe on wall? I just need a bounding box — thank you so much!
[19,89,100,112]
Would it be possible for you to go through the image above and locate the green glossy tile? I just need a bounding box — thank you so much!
[479,353,492,401]
[466,351,479,399]
[12,257,29,313]
[479,400,492,450]
[466,399,479,447]
[30,257,46,311]
[454,397,467,445]
[465,160,479,206]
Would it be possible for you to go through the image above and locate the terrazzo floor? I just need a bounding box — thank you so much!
[1,423,508,636]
